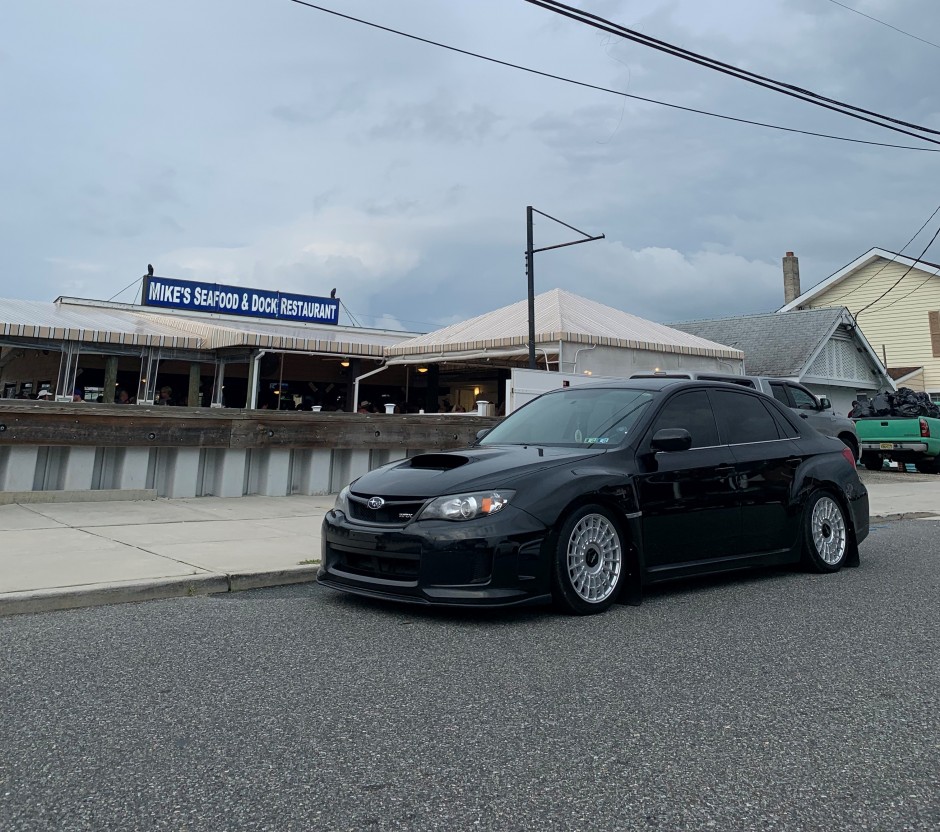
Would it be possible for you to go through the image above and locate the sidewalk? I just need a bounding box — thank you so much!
[0,495,334,615]
[1,472,938,616]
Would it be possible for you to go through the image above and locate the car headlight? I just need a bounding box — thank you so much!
[334,485,350,514]
[418,490,515,521]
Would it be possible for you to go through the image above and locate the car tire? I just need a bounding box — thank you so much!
[801,490,849,573]
[551,504,626,615]
[915,457,940,474]
[861,453,883,471]
[839,434,859,461]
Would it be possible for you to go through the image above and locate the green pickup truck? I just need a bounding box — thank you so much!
[856,416,940,473]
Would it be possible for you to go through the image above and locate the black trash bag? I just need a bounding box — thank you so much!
[871,393,892,416]
[894,387,921,417]
[913,391,940,419]
[849,400,873,418]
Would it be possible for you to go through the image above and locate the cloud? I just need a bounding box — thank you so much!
[158,206,426,298]
[44,257,104,274]
[3,0,940,335]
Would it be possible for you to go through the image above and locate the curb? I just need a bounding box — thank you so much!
[871,511,940,522]
[228,565,320,592]
[0,565,321,617]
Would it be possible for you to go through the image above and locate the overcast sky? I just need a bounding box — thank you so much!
[2,0,939,332]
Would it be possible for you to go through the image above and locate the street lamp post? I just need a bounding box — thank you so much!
[525,206,605,369]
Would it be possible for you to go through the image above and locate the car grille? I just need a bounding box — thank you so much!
[328,545,420,581]
[348,493,427,525]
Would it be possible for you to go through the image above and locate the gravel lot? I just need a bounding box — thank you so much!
[2,520,938,832]
[858,468,938,484]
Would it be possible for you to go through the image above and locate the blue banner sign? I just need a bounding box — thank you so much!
[141,276,340,325]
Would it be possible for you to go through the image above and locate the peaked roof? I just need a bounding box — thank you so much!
[0,296,415,356]
[887,366,924,383]
[779,248,940,312]
[671,307,868,377]
[387,289,742,361]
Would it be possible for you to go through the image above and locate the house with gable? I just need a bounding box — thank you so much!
[779,248,940,400]
[671,306,893,418]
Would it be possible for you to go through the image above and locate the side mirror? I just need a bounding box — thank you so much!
[651,428,692,453]
[474,428,492,442]
[817,397,831,411]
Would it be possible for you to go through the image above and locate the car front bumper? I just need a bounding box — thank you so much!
[317,506,553,608]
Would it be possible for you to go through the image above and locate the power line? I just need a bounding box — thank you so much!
[288,0,938,152]
[855,220,940,316]
[863,247,940,314]
[820,203,940,305]
[823,0,940,52]
[523,0,940,146]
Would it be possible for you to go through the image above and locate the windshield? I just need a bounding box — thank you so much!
[480,388,656,448]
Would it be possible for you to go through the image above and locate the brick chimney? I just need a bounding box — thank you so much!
[783,251,801,305]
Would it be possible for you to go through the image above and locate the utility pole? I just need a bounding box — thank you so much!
[525,206,604,369]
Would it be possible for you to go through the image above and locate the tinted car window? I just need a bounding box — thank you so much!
[480,388,655,447]
[650,391,720,449]
[789,385,818,410]
[710,389,782,444]
[765,403,800,439]
[769,383,790,406]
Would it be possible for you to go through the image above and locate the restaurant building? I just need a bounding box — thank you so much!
[0,279,425,412]
[2,283,744,413]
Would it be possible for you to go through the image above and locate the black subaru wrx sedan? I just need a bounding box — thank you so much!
[318,379,869,615]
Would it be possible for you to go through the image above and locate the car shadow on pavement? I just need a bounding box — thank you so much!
[312,563,805,625]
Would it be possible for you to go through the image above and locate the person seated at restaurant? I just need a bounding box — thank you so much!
[452,404,466,413]
[36,390,53,401]
[155,386,174,405]
[71,389,85,402]
[116,389,131,404]
[357,400,373,414]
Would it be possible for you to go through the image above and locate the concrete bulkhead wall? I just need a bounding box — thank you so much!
[0,404,498,498]
[0,444,468,498]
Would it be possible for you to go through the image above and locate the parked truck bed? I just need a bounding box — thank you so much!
[855,416,940,473]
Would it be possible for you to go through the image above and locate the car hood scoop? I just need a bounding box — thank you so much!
[351,445,606,498]
[403,453,470,471]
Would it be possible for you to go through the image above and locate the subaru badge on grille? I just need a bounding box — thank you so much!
[367,497,385,510]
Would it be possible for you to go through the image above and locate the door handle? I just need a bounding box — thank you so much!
[785,457,802,468]
[715,465,735,475]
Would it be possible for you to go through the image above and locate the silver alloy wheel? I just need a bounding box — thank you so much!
[811,496,847,565]
[566,513,623,603]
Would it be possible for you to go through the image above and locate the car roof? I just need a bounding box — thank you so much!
[553,378,757,392]
[629,370,757,382]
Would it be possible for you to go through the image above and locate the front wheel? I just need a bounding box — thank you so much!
[551,505,625,615]
[802,491,849,573]
[839,434,859,461]
[915,457,940,474]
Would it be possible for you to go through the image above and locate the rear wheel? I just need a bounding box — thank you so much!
[551,505,625,615]
[861,452,883,471]
[802,490,848,573]
[915,457,940,474]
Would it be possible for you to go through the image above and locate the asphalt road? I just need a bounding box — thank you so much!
[2,521,939,832]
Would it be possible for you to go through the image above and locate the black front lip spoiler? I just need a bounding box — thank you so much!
[317,573,551,609]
